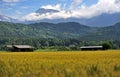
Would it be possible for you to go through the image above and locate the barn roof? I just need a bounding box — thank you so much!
[6,45,13,48]
[80,46,103,49]
[13,45,34,49]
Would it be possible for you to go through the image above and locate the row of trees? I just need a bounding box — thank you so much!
[0,38,117,51]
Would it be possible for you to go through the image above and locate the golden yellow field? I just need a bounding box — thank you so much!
[0,50,120,77]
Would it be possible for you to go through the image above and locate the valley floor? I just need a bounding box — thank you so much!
[0,50,120,77]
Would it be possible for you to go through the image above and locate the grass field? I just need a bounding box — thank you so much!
[0,50,120,77]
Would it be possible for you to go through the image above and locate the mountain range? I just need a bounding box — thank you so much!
[0,8,120,27]
[0,15,19,23]
[0,21,120,40]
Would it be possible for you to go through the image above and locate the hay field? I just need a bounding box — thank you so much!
[0,50,120,77]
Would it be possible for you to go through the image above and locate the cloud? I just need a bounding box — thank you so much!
[22,0,120,21]
[4,3,16,6]
[21,6,29,9]
[70,0,83,9]
[115,0,120,3]
[2,0,19,2]
[88,0,120,14]
[41,4,62,10]
[22,10,72,21]
[70,0,120,18]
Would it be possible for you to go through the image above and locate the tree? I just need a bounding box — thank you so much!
[102,42,112,50]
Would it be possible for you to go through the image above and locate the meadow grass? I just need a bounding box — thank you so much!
[0,50,120,77]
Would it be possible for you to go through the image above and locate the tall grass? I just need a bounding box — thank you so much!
[0,50,120,77]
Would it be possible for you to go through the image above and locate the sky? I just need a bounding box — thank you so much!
[0,0,120,20]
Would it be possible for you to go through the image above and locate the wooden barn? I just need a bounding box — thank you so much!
[6,45,34,52]
[80,46,103,51]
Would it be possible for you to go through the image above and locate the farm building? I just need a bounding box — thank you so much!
[80,46,103,51]
[6,45,34,52]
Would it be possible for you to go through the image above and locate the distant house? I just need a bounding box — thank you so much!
[80,46,103,51]
[6,45,34,52]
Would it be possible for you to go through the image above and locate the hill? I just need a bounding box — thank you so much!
[0,21,91,39]
[0,21,120,40]
[0,21,120,50]
[83,22,120,40]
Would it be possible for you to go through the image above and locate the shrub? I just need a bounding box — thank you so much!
[102,42,112,50]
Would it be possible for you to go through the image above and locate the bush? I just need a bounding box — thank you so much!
[102,42,112,50]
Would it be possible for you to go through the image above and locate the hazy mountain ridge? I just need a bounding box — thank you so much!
[22,8,120,27]
[31,13,120,27]
[0,15,19,23]
[1,8,120,27]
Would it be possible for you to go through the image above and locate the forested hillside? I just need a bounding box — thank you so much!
[0,21,120,50]
[0,21,92,38]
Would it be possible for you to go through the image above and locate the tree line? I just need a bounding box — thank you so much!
[0,38,119,51]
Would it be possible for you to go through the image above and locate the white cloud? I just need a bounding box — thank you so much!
[2,0,19,2]
[88,0,120,14]
[22,11,71,21]
[70,0,120,18]
[22,0,120,21]
[41,4,62,10]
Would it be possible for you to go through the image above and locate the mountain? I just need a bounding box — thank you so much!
[35,8,59,14]
[1,8,120,27]
[82,22,120,40]
[0,14,19,23]
[0,21,120,40]
[38,13,120,27]
[21,8,60,24]
[0,21,91,38]
[23,9,120,27]
[96,22,120,39]
[78,13,120,27]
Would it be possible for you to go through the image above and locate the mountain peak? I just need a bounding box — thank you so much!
[35,8,59,14]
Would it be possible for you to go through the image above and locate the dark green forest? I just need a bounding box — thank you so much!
[0,21,120,50]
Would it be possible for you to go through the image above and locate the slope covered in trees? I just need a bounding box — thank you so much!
[0,21,120,50]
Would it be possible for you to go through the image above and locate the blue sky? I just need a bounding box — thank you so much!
[0,0,120,20]
[0,0,98,18]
